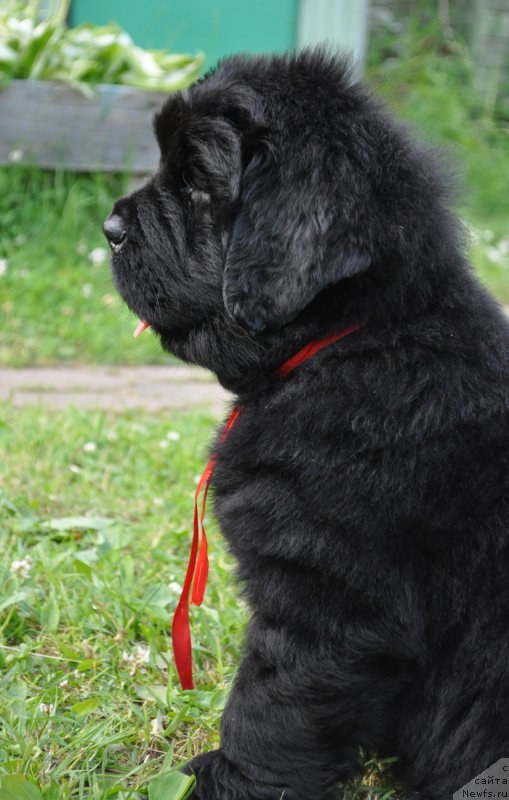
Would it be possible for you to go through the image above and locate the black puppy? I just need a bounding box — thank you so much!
[104,51,509,800]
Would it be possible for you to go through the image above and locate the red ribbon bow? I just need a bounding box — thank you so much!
[171,322,363,689]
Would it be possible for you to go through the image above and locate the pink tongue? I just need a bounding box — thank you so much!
[133,320,150,338]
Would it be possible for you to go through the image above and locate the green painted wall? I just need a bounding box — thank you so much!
[71,0,298,71]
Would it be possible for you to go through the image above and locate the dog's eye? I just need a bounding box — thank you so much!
[183,187,210,207]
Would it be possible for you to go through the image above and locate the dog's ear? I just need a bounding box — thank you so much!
[186,117,244,201]
[175,84,267,204]
[223,139,373,332]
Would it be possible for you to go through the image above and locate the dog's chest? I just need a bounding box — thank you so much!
[210,396,381,572]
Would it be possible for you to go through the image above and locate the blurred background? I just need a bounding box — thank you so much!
[0,0,507,370]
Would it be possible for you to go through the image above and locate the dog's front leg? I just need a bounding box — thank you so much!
[183,656,348,800]
[183,623,412,799]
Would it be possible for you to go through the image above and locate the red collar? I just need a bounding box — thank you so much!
[171,321,363,689]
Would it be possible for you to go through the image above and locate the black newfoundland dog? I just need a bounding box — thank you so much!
[104,51,509,800]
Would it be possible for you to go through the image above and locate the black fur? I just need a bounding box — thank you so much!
[105,51,509,800]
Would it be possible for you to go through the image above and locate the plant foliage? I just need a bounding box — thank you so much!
[0,0,204,95]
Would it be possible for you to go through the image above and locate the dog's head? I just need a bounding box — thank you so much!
[104,50,460,384]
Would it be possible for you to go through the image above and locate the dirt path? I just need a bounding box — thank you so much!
[0,365,231,415]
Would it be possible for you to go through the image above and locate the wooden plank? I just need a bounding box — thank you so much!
[0,80,167,173]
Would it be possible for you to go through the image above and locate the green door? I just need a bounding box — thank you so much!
[71,0,299,71]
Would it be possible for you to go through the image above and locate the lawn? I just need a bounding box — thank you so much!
[0,404,241,798]
[0,169,170,368]
[0,403,397,799]
[367,22,509,302]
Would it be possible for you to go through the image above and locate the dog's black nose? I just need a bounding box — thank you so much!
[103,214,126,247]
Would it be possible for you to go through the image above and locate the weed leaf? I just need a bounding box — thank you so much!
[0,591,30,611]
[43,516,114,532]
[0,775,42,800]
[135,683,169,707]
[148,770,195,800]
[70,697,101,716]
[40,592,60,632]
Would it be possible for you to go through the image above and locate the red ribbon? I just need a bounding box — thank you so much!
[171,323,363,689]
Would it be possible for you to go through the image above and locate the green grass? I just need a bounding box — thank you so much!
[0,403,398,799]
[0,168,170,367]
[367,21,509,300]
[0,404,242,798]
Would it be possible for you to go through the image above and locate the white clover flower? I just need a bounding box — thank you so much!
[487,247,503,264]
[468,226,481,246]
[101,293,116,307]
[150,716,163,736]
[169,581,183,594]
[498,239,508,257]
[8,149,23,163]
[0,259,8,276]
[82,283,92,298]
[69,464,82,474]
[88,247,108,266]
[159,440,169,449]
[38,703,54,714]
[138,645,150,663]
[59,679,69,688]
[11,555,33,578]
[83,442,97,453]
[152,497,164,506]
[166,431,180,441]
[120,645,150,675]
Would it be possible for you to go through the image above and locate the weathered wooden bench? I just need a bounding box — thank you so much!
[0,79,166,174]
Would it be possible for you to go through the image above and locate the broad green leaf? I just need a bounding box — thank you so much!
[138,584,175,620]
[0,490,18,514]
[0,591,30,611]
[17,516,42,533]
[70,697,100,716]
[148,770,195,800]
[120,554,134,583]
[162,746,174,770]
[75,658,99,672]
[39,781,61,800]
[73,547,99,567]
[97,525,125,552]
[0,3,202,93]
[135,683,168,707]
[8,680,27,700]
[40,592,60,632]
[0,774,42,800]
[58,644,82,660]
[43,516,113,532]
